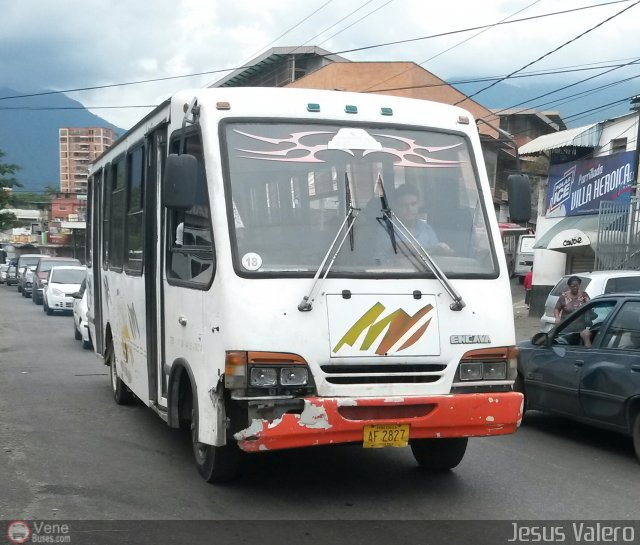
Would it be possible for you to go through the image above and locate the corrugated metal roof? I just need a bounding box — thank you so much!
[519,123,601,156]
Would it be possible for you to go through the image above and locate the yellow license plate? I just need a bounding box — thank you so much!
[363,424,410,448]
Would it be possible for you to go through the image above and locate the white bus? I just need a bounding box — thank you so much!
[87,88,526,483]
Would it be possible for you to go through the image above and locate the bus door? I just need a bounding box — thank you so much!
[144,126,166,405]
[159,131,215,402]
[92,169,105,354]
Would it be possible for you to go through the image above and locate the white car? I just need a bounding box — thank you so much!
[73,280,92,349]
[43,265,87,316]
[540,270,640,332]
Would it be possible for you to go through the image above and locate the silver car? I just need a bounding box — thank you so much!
[540,270,640,332]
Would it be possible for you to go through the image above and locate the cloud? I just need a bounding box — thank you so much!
[0,0,637,128]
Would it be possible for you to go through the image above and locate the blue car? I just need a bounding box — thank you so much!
[517,293,640,462]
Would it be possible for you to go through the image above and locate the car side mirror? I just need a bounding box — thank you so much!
[71,292,82,299]
[531,332,549,346]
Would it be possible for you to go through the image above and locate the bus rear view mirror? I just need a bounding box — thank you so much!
[507,174,531,223]
[163,154,198,210]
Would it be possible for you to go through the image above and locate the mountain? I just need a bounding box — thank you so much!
[0,88,124,193]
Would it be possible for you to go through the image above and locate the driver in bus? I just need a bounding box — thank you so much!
[393,184,452,254]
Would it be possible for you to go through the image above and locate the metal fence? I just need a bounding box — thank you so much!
[595,198,640,270]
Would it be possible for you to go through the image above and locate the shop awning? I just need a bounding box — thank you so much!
[519,123,601,156]
[533,213,625,253]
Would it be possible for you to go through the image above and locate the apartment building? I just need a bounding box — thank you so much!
[59,127,115,193]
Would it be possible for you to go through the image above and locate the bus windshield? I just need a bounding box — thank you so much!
[223,122,496,277]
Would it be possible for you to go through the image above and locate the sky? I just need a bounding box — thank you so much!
[1,0,639,130]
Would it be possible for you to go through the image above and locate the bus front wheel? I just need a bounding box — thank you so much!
[191,405,241,483]
[410,437,468,471]
[107,343,134,405]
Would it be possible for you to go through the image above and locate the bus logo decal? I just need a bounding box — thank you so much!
[333,302,434,355]
[235,129,463,169]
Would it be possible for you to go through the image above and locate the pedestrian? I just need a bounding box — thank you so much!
[554,275,590,323]
[524,267,533,308]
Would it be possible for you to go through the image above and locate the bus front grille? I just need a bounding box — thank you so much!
[320,363,445,385]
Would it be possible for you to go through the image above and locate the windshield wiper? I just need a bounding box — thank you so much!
[298,173,359,312]
[376,174,466,311]
[375,172,397,254]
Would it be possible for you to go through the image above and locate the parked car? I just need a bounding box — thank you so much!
[32,256,81,305]
[540,270,640,332]
[15,253,42,293]
[43,266,86,315]
[518,293,640,461]
[6,264,17,286]
[72,279,92,350]
[21,266,37,297]
[0,264,8,284]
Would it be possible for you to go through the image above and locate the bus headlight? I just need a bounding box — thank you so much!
[483,362,507,380]
[457,347,518,382]
[250,368,278,387]
[280,367,308,386]
[225,351,314,395]
[459,362,483,381]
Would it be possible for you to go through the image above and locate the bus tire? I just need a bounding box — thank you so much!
[410,437,468,471]
[632,413,640,464]
[107,343,134,405]
[191,405,240,483]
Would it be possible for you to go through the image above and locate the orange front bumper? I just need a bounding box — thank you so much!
[234,392,523,452]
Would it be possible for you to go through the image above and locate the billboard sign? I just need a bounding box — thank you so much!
[545,151,635,217]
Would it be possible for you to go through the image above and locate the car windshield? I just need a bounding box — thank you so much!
[40,260,78,272]
[604,276,640,293]
[550,276,592,297]
[18,256,41,268]
[50,269,85,284]
[223,122,496,277]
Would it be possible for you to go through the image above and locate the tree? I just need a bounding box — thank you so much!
[0,149,22,231]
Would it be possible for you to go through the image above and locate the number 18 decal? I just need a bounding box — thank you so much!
[242,252,263,271]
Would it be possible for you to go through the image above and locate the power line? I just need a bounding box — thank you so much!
[488,57,640,118]
[240,0,335,64]
[2,64,637,118]
[361,0,542,92]
[0,0,630,103]
[455,0,640,105]
[206,0,337,87]
[318,0,394,47]
[515,70,640,117]
[251,0,388,89]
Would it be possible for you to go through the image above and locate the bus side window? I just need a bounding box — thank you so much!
[166,134,215,287]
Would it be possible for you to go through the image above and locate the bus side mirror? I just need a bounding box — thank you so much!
[163,154,198,210]
[507,174,531,223]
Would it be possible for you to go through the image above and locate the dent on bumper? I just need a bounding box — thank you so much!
[234,392,523,452]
